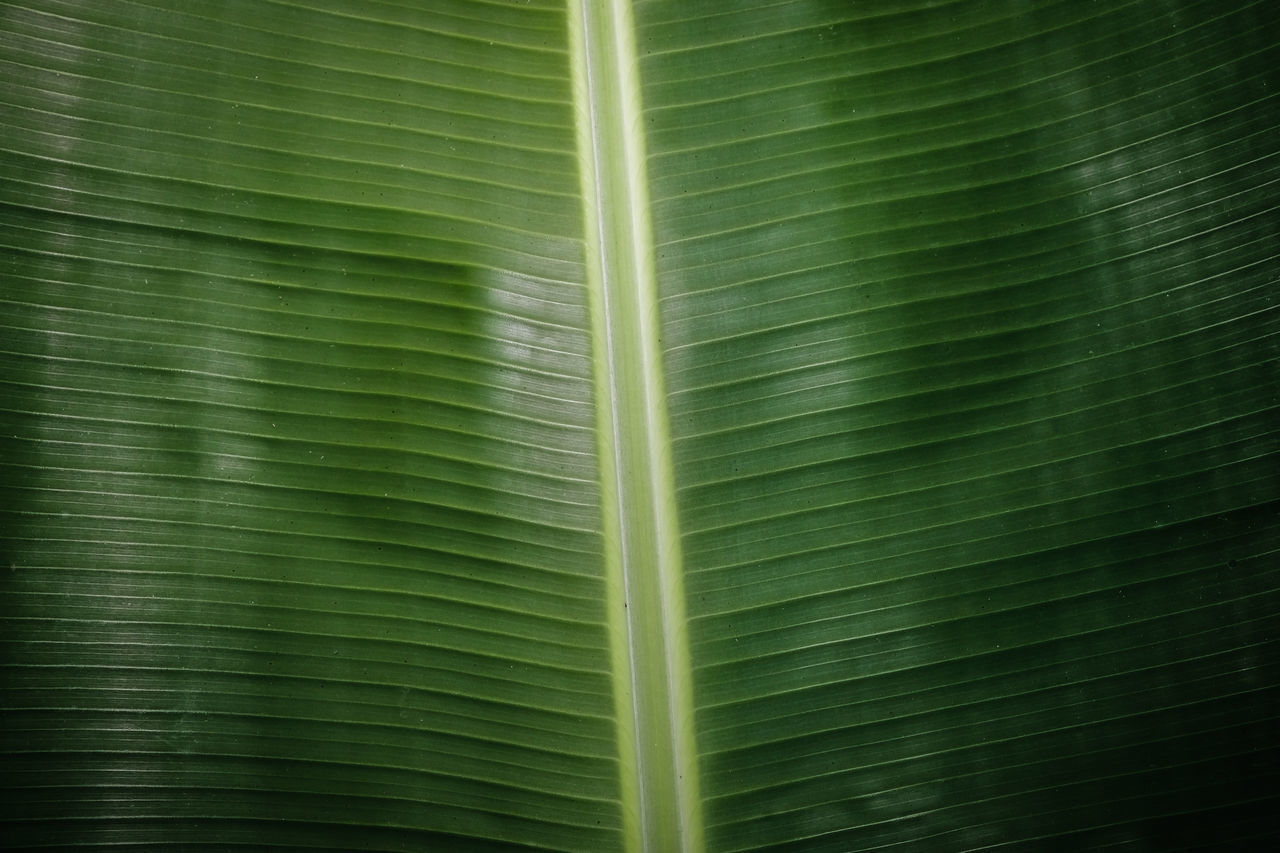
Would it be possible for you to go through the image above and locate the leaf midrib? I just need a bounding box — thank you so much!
[568,1,703,851]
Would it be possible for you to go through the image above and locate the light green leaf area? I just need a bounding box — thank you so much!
[2,1,1277,851]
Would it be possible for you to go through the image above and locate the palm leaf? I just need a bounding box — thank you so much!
[2,1,1277,850]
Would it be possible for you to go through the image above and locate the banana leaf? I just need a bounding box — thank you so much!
[2,0,1277,850]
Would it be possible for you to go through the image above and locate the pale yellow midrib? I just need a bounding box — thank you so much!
[567,1,703,852]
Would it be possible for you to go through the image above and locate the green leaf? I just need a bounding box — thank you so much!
[2,1,1277,851]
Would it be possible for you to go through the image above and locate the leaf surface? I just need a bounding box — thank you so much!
[2,1,1277,851]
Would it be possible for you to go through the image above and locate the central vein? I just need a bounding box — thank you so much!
[568,2,702,851]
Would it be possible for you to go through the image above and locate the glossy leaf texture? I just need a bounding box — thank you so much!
[1,1,620,850]
[2,1,1278,852]
[643,1,1279,848]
